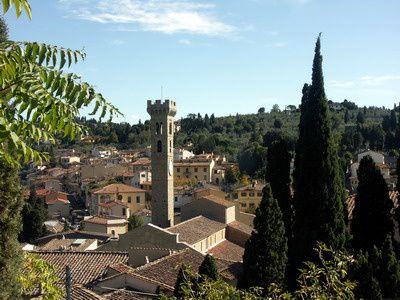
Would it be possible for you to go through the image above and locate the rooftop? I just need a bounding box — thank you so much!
[207,240,244,262]
[166,216,226,245]
[84,216,128,226]
[40,238,97,251]
[200,195,235,208]
[98,201,129,209]
[33,251,128,285]
[93,184,145,194]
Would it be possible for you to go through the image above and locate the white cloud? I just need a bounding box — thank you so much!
[328,80,355,88]
[179,39,191,45]
[109,39,126,45]
[360,75,400,86]
[60,0,236,36]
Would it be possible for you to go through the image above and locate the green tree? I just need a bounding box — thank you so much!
[356,111,365,124]
[240,184,288,291]
[224,165,241,186]
[0,15,8,42]
[274,118,283,129]
[19,187,47,243]
[351,156,394,251]
[128,214,144,231]
[0,161,24,299]
[379,235,400,298]
[265,139,292,242]
[198,254,219,281]
[292,35,347,275]
[174,264,198,299]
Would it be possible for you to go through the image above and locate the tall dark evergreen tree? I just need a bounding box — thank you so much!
[351,156,394,251]
[240,184,287,290]
[379,235,400,298]
[292,35,347,272]
[352,251,382,300]
[198,254,219,281]
[0,162,24,299]
[19,187,47,243]
[265,139,292,241]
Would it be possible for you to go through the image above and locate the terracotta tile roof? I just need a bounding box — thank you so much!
[34,230,112,245]
[33,251,128,285]
[72,285,105,300]
[133,248,234,288]
[174,161,212,167]
[207,240,244,262]
[166,216,226,245]
[200,195,235,208]
[84,216,128,226]
[103,289,153,299]
[346,190,399,220]
[40,239,97,251]
[227,221,253,235]
[98,201,129,209]
[93,184,145,194]
[130,158,151,166]
[122,171,135,177]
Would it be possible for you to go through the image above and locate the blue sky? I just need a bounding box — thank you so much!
[5,0,400,123]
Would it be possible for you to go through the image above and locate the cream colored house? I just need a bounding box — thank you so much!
[235,182,265,212]
[98,201,130,219]
[174,160,215,183]
[36,189,70,219]
[83,216,128,235]
[92,184,146,215]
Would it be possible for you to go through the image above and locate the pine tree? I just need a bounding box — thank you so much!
[351,156,394,251]
[198,254,219,281]
[19,188,47,243]
[240,184,287,290]
[174,264,196,299]
[265,139,292,241]
[0,162,24,299]
[379,235,400,298]
[292,35,347,273]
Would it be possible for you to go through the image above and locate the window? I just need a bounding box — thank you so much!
[177,168,180,172]
[203,168,207,172]
[195,176,198,180]
[241,192,247,197]
[194,167,198,172]
[156,122,160,135]
[185,168,189,172]
[214,170,218,174]
[174,197,178,202]
[241,203,246,207]
[136,196,141,203]
[157,140,162,152]
[177,175,181,179]
[127,196,131,203]
[169,140,172,152]
[257,192,262,197]
[122,208,126,216]
[117,194,123,200]
[160,122,163,134]
[169,123,172,134]
[111,230,115,235]
[249,192,255,197]
[249,203,255,208]
[141,173,146,177]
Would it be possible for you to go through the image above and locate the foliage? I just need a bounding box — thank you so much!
[0,3,120,167]
[240,184,288,290]
[351,155,394,251]
[128,214,144,230]
[18,252,65,299]
[0,161,24,299]
[265,139,292,242]
[292,35,347,278]
[224,165,241,186]
[198,254,219,281]
[294,243,356,300]
[0,16,8,42]
[19,187,47,243]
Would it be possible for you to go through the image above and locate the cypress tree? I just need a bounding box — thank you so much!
[19,188,47,243]
[240,184,287,290]
[351,156,394,251]
[198,254,219,281]
[0,162,24,299]
[292,34,347,271]
[352,251,382,300]
[265,139,292,241]
[379,235,400,298]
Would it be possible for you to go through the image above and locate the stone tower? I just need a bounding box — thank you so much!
[147,99,176,228]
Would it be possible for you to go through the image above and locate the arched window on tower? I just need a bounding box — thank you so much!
[169,140,172,152]
[160,122,163,135]
[157,140,162,153]
[169,122,172,134]
[156,122,160,135]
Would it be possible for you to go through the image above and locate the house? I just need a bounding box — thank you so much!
[174,186,193,209]
[40,238,98,251]
[80,163,129,180]
[35,188,71,219]
[174,160,215,183]
[83,216,129,235]
[91,146,118,158]
[174,148,195,161]
[357,150,385,165]
[211,165,226,185]
[92,184,146,215]
[98,201,130,219]
[193,186,225,201]
[130,170,152,188]
[129,158,151,172]
[235,182,265,212]
[60,155,80,167]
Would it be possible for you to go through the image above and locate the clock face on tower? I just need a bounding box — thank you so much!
[169,159,173,176]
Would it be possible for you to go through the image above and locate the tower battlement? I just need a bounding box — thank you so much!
[147,100,177,116]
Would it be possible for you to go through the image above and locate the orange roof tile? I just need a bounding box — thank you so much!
[93,184,145,194]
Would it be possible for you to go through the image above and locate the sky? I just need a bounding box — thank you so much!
[4,0,400,123]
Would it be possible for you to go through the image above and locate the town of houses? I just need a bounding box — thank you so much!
[20,100,399,299]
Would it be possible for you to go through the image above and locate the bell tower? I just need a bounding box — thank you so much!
[147,99,176,228]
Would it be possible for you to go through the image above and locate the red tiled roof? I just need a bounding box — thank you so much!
[103,289,153,299]
[227,221,253,235]
[93,184,145,194]
[84,216,128,226]
[33,251,129,285]
[200,195,234,208]
[207,240,244,262]
[166,216,226,245]
[72,285,105,299]
[130,159,151,166]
